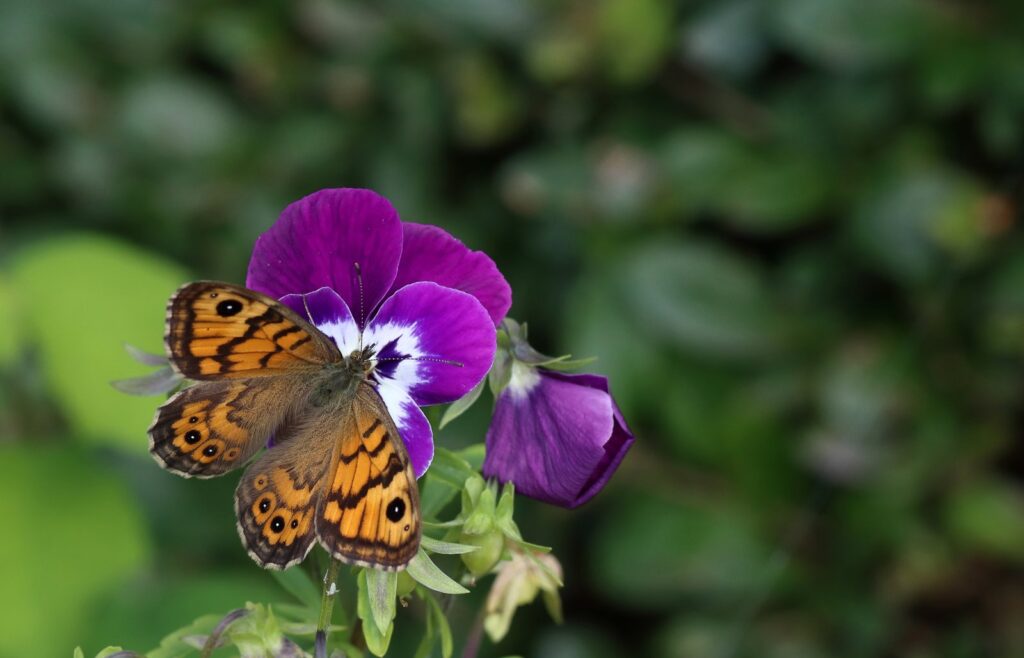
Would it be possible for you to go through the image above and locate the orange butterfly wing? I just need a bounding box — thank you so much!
[165,281,339,380]
[151,281,336,478]
[316,384,421,570]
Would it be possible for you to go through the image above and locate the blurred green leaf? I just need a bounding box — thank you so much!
[11,234,186,453]
[623,241,786,359]
[0,274,23,366]
[118,76,239,160]
[772,0,935,71]
[597,0,673,84]
[684,0,769,78]
[591,491,772,607]
[87,573,284,654]
[0,445,150,658]
[946,479,1024,562]
[849,166,986,284]
[269,568,321,612]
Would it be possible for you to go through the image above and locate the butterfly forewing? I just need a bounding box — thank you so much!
[165,281,339,380]
[316,384,421,570]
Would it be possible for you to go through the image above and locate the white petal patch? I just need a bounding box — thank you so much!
[363,320,428,394]
[374,377,415,433]
[314,317,428,398]
[506,360,541,399]
[317,317,362,354]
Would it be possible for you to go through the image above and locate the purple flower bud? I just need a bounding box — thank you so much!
[482,363,634,508]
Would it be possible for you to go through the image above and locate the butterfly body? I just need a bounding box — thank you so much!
[149,282,421,570]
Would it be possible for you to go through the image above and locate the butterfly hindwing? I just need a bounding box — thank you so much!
[149,376,307,478]
[235,425,334,569]
[166,281,339,380]
[316,384,421,570]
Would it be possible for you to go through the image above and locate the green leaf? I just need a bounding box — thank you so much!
[406,549,470,594]
[421,535,480,555]
[536,356,598,372]
[74,649,85,658]
[147,613,222,658]
[496,482,515,525]
[11,234,186,453]
[456,443,486,471]
[422,591,454,658]
[412,603,435,658]
[357,570,394,656]
[429,446,476,487]
[95,648,130,658]
[440,375,486,429]
[0,445,150,658]
[269,567,321,611]
[421,447,478,518]
[87,572,282,655]
[365,569,398,636]
[488,348,513,396]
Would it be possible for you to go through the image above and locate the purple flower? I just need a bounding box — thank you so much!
[482,361,635,509]
[246,188,510,477]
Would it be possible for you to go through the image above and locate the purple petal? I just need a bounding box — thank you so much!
[246,189,403,328]
[280,287,361,351]
[373,378,433,478]
[388,223,512,327]
[365,282,496,406]
[482,370,635,508]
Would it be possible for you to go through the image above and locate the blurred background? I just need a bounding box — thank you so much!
[2,0,1024,656]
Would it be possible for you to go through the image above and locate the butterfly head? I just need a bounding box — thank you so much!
[343,344,378,378]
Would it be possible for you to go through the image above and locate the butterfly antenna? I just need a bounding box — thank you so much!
[301,294,314,324]
[374,355,464,368]
[354,261,365,352]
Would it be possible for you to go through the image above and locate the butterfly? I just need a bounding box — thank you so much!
[148,281,421,570]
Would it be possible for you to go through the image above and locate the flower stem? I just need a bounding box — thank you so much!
[315,559,343,658]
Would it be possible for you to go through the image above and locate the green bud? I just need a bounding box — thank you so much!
[396,570,416,598]
[461,474,486,512]
[463,486,497,535]
[459,529,505,576]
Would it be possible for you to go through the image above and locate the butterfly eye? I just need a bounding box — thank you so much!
[386,497,406,522]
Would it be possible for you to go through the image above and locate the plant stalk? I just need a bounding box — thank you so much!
[315,559,343,658]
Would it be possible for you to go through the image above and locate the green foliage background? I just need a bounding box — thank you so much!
[2,0,1024,656]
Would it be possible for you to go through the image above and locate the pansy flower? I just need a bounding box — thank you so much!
[482,322,634,508]
[246,188,510,477]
